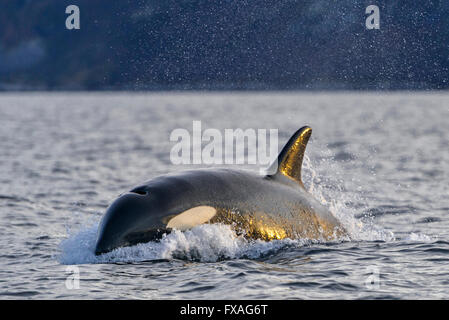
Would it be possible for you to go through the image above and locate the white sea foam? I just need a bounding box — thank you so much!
[302,154,396,242]
[59,222,317,265]
[403,232,434,242]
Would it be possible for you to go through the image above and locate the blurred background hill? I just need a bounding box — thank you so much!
[1,0,448,90]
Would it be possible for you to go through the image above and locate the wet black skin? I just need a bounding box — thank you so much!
[94,168,339,255]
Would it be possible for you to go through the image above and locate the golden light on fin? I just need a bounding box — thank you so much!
[166,206,217,231]
[268,126,312,187]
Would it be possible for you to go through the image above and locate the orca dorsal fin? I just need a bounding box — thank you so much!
[267,126,312,188]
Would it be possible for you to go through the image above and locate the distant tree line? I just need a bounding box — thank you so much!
[1,0,448,90]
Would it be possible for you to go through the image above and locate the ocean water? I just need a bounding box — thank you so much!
[0,92,448,299]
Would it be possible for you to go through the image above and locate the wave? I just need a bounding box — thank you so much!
[58,222,317,265]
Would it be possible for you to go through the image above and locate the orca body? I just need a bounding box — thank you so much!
[95,126,346,255]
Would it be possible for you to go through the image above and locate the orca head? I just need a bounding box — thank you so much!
[94,188,167,255]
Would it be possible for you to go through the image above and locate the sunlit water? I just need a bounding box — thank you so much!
[0,92,448,299]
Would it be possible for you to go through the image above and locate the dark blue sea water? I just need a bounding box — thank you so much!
[0,92,448,299]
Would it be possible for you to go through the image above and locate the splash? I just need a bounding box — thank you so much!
[403,232,434,242]
[59,143,428,265]
[58,222,315,265]
[302,153,395,242]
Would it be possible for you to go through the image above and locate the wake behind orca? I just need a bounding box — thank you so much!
[95,126,346,255]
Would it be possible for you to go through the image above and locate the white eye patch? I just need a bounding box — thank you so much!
[166,206,217,231]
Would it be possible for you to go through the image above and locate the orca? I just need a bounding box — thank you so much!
[95,126,346,255]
